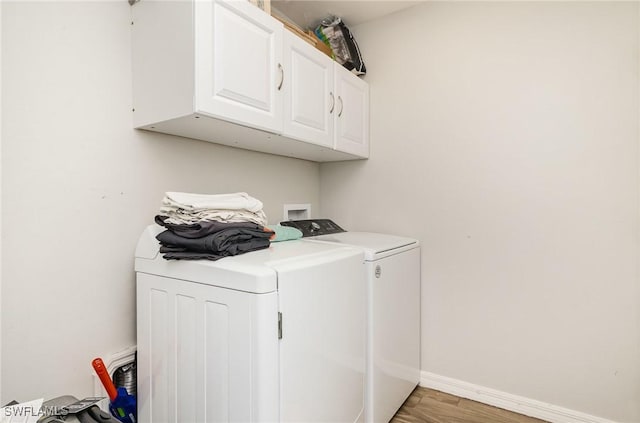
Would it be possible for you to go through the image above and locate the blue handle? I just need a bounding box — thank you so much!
[109,387,136,423]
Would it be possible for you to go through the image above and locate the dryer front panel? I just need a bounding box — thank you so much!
[275,249,366,423]
[136,273,279,423]
[366,247,421,423]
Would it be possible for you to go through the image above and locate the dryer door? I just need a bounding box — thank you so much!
[275,248,366,423]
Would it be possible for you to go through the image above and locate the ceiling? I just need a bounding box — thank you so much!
[271,1,422,29]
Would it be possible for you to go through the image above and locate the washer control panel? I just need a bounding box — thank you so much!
[281,219,345,237]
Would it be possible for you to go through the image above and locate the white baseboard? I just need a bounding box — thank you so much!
[420,371,616,423]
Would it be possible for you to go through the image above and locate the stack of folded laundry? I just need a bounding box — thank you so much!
[154,192,275,261]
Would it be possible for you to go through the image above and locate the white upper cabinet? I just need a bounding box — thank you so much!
[195,0,283,133]
[132,0,369,162]
[282,31,369,157]
[334,63,370,158]
[282,30,334,148]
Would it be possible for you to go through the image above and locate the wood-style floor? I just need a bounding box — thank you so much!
[391,387,549,423]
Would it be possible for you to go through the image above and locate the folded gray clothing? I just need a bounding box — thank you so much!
[156,228,272,254]
[160,252,224,260]
[159,237,270,260]
[155,215,269,238]
[162,252,224,261]
[160,238,270,260]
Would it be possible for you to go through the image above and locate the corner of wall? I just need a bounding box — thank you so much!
[1,0,4,404]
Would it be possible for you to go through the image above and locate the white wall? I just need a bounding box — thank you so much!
[0,0,3,403]
[321,2,640,421]
[1,1,319,401]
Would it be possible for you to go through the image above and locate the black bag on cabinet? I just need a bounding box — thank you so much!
[318,16,367,76]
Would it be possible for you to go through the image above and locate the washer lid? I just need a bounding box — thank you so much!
[308,232,419,260]
[135,225,362,293]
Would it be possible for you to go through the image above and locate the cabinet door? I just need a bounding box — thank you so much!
[195,0,284,134]
[282,31,334,148]
[334,64,370,158]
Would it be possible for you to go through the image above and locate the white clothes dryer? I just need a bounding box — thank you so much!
[282,220,421,423]
[135,224,367,423]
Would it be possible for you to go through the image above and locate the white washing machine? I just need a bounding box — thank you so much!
[282,220,421,423]
[135,224,366,423]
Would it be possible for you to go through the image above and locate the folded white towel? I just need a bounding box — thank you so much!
[163,192,264,213]
[160,208,268,227]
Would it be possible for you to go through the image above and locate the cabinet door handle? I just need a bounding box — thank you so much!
[329,92,335,113]
[277,63,284,90]
[337,96,344,117]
